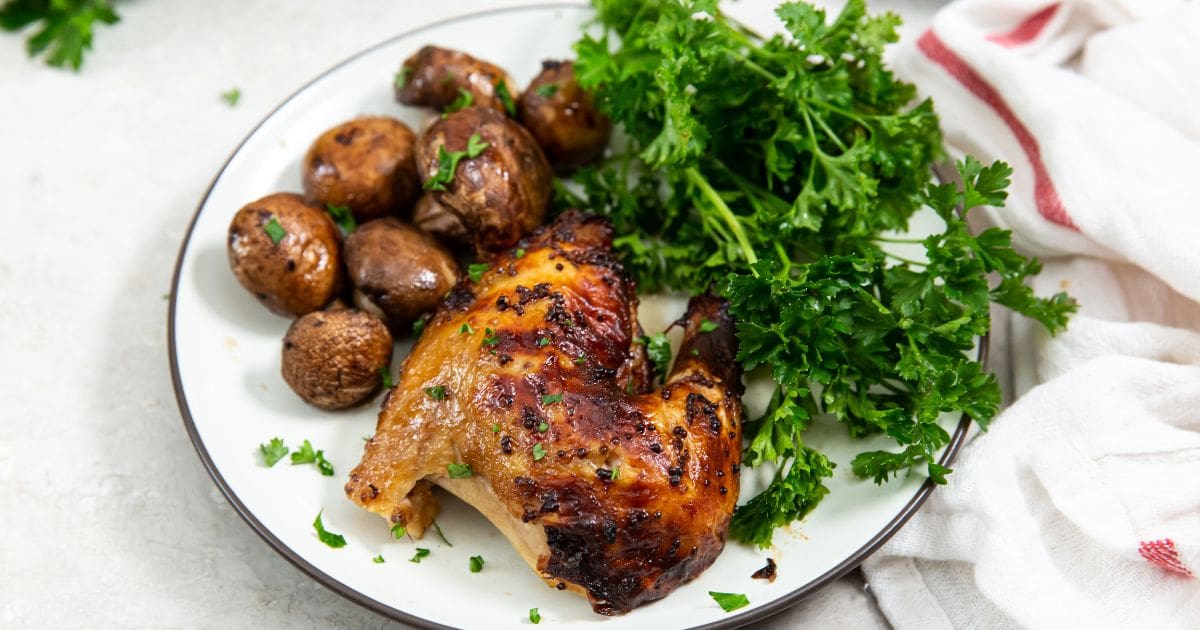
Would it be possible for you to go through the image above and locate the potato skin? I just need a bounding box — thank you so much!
[415,106,552,252]
[343,217,460,331]
[396,46,516,115]
[227,193,343,317]
[518,60,611,173]
[302,116,420,222]
[411,193,469,250]
[281,309,394,410]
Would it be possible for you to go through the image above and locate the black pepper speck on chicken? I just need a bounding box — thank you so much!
[345,211,743,614]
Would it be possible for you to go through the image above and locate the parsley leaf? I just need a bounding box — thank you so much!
[423,134,487,192]
[262,216,286,244]
[709,591,750,612]
[466,132,489,157]
[372,554,385,564]
[379,367,393,389]
[495,79,517,116]
[529,608,542,624]
[325,204,356,234]
[424,386,447,401]
[220,87,240,107]
[699,319,719,333]
[541,393,562,405]
[410,548,430,563]
[468,262,490,282]
[636,333,672,383]
[443,87,474,116]
[536,83,559,98]
[391,523,407,539]
[290,439,334,476]
[469,555,484,572]
[312,510,347,548]
[0,0,119,71]
[446,462,473,478]
[259,438,288,467]
[532,443,547,461]
[460,322,475,335]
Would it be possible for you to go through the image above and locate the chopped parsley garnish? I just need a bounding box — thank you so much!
[379,367,393,389]
[220,87,240,107]
[492,423,500,434]
[636,333,672,384]
[325,204,356,234]
[432,520,452,546]
[0,0,120,71]
[570,0,1075,547]
[574,354,588,364]
[262,216,286,244]
[372,554,385,564]
[312,510,346,548]
[412,317,426,338]
[410,548,430,563]
[698,319,719,333]
[259,437,288,467]
[482,328,500,347]
[529,608,541,624]
[391,523,407,539]
[535,83,559,98]
[514,248,526,258]
[541,393,562,405]
[424,386,447,401]
[467,263,490,282]
[443,87,474,116]
[536,336,550,347]
[291,440,333,476]
[469,555,484,573]
[460,322,475,335]
[394,66,410,89]
[537,422,549,433]
[612,464,621,480]
[423,133,489,191]
[532,443,547,461]
[709,591,749,612]
[446,463,473,478]
[495,79,517,116]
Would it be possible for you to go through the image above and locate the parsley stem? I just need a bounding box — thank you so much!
[875,236,926,244]
[882,251,926,267]
[685,167,758,269]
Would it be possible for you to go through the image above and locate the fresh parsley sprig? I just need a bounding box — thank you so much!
[0,0,119,71]
[572,0,1075,547]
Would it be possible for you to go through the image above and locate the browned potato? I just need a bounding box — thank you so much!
[281,308,393,410]
[395,46,517,116]
[227,193,343,317]
[518,60,611,173]
[301,116,420,223]
[343,217,459,331]
[415,106,552,252]
[411,193,469,249]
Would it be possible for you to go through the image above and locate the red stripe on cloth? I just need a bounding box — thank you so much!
[1138,539,1194,577]
[917,30,1078,230]
[987,4,1061,47]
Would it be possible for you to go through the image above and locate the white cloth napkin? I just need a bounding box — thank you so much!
[860,1,1200,628]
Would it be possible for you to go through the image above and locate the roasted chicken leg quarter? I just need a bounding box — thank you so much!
[346,211,744,614]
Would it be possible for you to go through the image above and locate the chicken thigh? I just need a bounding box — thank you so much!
[345,211,743,614]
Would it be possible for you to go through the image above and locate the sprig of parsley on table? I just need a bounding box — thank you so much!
[0,0,119,71]
[570,0,1076,547]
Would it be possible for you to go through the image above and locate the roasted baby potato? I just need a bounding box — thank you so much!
[395,45,518,116]
[227,192,343,317]
[301,116,420,223]
[518,60,611,173]
[415,106,552,252]
[281,308,394,409]
[411,193,469,250]
[343,217,459,331]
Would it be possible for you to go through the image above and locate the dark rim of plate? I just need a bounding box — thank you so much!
[167,4,984,629]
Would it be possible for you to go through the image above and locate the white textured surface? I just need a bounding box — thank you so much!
[0,1,934,627]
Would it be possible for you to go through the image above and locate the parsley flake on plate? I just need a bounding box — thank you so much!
[259,437,288,467]
[391,523,407,539]
[372,554,385,564]
[708,591,749,612]
[469,555,484,573]
[467,262,490,282]
[290,439,334,476]
[528,607,541,624]
[410,548,430,563]
[312,510,346,548]
[220,87,240,107]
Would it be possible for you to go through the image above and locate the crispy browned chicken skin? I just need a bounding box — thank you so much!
[346,211,743,614]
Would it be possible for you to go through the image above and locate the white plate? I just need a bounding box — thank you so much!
[169,5,973,629]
